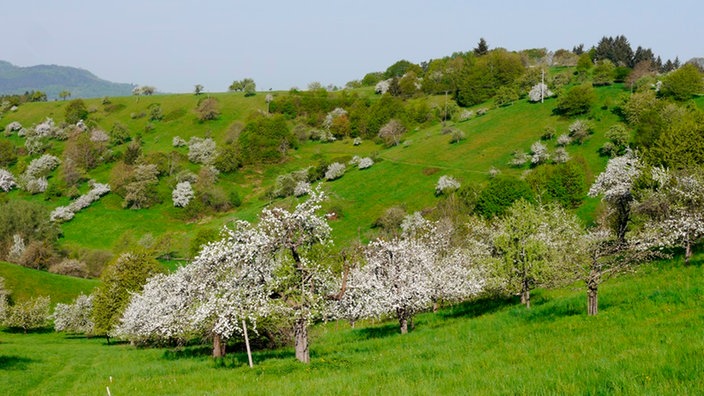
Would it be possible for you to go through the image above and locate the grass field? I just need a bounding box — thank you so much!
[1,257,702,395]
[0,261,98,305]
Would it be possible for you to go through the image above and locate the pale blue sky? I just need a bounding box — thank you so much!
[3,0,702,93]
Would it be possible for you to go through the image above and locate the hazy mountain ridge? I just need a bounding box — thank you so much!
[0,60,135,99]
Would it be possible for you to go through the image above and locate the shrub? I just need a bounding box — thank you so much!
[325,162,346,180]
[25,154,61,178]
[568,119,593,144]
[475,176,534,218]
[5,121,22,133]
[196,98,220,121]
[49,259,89,278]
[357,157,374,169]
[294,181,311,197]
[530,141,550,165]
[554,84,595,116]
[541,127,556,140]
[172,181,194,207]
[435,175,461,195]
[510,151,529,167]
[52,294,94,334]
[553,147,570,163]
[187,137,217,165]
[64,99,88,124]
[450,129,466,144]
[556,134,571,146]
[528,83,554,102]
[0,168,16,192]
[3,296,51,333]
[378,119,406,146]
[18,240,58,270]
[172,136,186,147]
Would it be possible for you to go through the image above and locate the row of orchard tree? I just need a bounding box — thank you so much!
[39,151,704,364]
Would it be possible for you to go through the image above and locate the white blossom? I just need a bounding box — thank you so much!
[325,162,346,180]
[588,149,641,202]
[50,182,111,222]
[357,157,374,170]
[90,129,110,143]
[24,154,61,178]
[528,83,554,102]
[5,121,22,133]
[8,234,26,261]
[435,175,460,195]
[187,137,217,165]
[0,169,16,192]
[375,79,391,94]
[22,176,49,194]
[553,147,570,163]
[294,181,311,197]
[172,181,194,207]
[556,134,571,146]
[530,141,550,164]
[172,136,187,147]
[339,215,483,333]
[52,294,94,334]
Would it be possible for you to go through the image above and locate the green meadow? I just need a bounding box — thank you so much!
[1,258,702,395]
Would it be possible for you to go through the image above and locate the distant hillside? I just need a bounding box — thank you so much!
[0,60,135,99]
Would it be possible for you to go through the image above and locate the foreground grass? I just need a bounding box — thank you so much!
[1,259,702,395]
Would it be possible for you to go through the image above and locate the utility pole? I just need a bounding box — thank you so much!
[541,68,545,103]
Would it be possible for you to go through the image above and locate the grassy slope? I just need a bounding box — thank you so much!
[0,261,99,305]
[1,258,702,395]
[2,85,624,255]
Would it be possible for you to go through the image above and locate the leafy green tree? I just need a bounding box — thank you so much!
[59,90,71,101]
[491,200,582,308]
[473,37,489,56]
[660,64,704,101]
[475,176,534,218]
[643,109,704,169]
[91,249,163,341]
[494,86,519,107]
[0,140,17,167]
[592,60,616,86]
[194,84,204,95]
[238,114,294,164]
[455,49,524,107]
[554,83,595,116]
[526,162,587,208]
[64,99,88,124]
[384,60,421,79]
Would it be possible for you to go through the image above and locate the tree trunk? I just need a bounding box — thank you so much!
[397,307,409,334]
[242,319,253,368]
[587,283,598,316]
[294,317,309,363]
[212,333,226,358]
[685,240,692,265]
[588,266,601,316]
[433,300,439,313]
[520,279,531,309]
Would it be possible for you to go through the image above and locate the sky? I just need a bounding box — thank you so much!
[3,0,702,93]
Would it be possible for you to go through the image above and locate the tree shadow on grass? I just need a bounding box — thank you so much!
[353,322,400,340]
[0,355,35,370]
[440,295,518,320]
[2,327,54,334]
